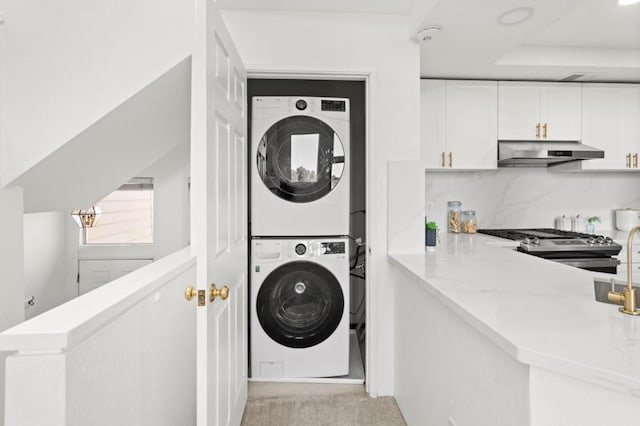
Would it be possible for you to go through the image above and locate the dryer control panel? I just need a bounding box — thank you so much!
[321,242,345,254]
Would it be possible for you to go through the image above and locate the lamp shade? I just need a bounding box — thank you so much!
[70,206,102,228]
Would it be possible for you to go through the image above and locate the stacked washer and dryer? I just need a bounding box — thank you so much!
[250,96,351,379]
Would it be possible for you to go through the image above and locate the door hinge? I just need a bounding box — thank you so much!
[77,272,80,283]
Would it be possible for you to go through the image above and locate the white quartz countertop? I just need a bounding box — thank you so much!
[389,233,640,395]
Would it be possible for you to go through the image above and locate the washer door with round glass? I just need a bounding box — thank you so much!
[256,260,345,349]
[256,116,345,203]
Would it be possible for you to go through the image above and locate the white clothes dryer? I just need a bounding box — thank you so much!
[250,237,350,379]
[251,96,350,237]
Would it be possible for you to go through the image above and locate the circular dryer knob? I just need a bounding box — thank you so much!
[295,243,307,256]
[295,99,307,111]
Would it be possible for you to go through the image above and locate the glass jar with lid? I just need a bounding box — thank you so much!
[462,210,477,234]
[447,201,462,233]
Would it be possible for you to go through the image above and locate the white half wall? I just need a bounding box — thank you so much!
[0,0,194,186]
[222,10,421,396]
[394,267,530,426]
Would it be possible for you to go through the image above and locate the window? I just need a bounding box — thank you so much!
[84,178,154,245]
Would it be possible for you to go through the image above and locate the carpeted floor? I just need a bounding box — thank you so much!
[241,383,406,426]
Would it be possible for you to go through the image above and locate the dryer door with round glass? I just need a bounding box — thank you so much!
[256,260,345,348]
[256,115,345,203]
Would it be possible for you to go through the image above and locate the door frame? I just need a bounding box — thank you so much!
[246,67,376,395]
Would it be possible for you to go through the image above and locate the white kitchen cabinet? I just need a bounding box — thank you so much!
[579,84,640,171]
[498,82,582,141]
[421,79,497,170]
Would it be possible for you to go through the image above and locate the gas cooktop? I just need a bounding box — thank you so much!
[477,228,622,274]
[477,228,596,241]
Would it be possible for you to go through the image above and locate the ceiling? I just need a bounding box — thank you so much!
[217,0,416,15]
[220,0,640,82]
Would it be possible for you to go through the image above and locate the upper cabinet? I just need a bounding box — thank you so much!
[498,82,582,141]
[579,84,640,171]
[421,79,497,170]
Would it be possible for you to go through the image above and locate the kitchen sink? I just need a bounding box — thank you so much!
[593,278,640,306]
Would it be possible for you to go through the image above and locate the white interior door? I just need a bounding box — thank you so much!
[191,1,248,425]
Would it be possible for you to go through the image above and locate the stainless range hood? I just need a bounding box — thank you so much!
[498,141,604,167]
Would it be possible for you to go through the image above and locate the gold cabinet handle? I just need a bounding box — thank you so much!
[448,152,453,168]
[634,153,638,168]
[184,286,196,301]
[441,152,445,168]
[627,153,632,168]
[536,123,541,138]
[543,123,548,139]
[209,284,230,302]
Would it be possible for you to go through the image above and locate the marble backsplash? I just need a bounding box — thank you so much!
[425,168,640,234]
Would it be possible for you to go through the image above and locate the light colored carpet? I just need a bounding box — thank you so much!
[241,383,406,426]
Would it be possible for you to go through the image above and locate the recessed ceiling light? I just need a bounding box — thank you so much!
[498,7,535,26]
[618,0,640,5]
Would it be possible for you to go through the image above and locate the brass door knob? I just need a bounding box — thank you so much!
[209,284,230,302]
[184,286,197,301]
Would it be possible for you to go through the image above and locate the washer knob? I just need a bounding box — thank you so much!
[294,243,306,256]
[295,99,307,111]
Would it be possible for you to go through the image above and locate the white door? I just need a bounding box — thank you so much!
[191,1,248,425]
[78,258,153,295]
[498,82,541,140]
[540,83,582,141]
[581,84,633,170]
[445,80,497,169]
[420,79,447,168]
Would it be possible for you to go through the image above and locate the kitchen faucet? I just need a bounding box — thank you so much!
[608,225,640,316]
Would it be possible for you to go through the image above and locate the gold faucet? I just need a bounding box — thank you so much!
[608,225,640,316]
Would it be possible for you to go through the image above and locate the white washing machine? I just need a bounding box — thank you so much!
[250,237,350,379]
[251,96,350,237]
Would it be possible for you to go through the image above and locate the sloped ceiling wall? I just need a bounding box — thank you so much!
[12,57,191,213]
[0,0,194,187]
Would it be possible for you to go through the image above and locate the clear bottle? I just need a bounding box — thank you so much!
[447,201,462,233]
[462,210,477,234]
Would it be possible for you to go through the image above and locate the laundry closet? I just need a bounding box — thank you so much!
[247,79,367,383]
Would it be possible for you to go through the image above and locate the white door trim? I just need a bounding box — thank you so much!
[246,66,377,396]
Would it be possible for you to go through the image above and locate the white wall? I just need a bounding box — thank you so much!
[0,188,23,330]
[222,10,421,396]
[77,143,191,262]
[0,0,194,187]
[0,188,24,426]
[23,212,72,319]
[21,144,190,322]
[426,169,640,232]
